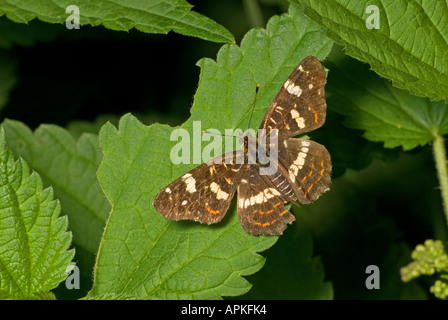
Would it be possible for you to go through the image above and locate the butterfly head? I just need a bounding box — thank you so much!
[239,131,257,153]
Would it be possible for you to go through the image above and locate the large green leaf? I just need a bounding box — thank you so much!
[325,48,448,150]
[312,110,399,178]
[293,0,448,101]
[90,5,333,299]
[0,0,234,43]
[0,127,74,299]
[190,6,332,136]
[92,115,277,299]
[2,120,109,284]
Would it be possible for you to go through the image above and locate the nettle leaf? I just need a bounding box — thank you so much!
[293,0,448,101]
[326,50,448,151]
[92,115,276,299]
[312,111,399,178]
[0,127,74,299]
[90,5,333,299]
[191,6,332,136]
[2,120,109,276]
[81,293,150,300]
[67,115,121,140]
[0,0,234,43]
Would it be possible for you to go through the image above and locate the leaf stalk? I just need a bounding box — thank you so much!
[432,129,448,227]
[242,0,264,28]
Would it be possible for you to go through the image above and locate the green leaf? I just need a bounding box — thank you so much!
[81,293,153,300]
[293,0,448,101]
[312,110,399,178]
[91,115,276,299]
[239,230,333,299]
[190,5,332,136]
[2,120,109,280]
[325,48,448,150]
[66,112,184,140]
[0,51,17,111]
[0,127,74,299]
[90,5,333,299]
[66,114,121,140]
[0,0,234,43]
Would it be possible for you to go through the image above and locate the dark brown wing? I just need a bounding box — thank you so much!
[278,138,332,204]
[259,56,327,140]
[237,166,295,235]
[153,151,247,224]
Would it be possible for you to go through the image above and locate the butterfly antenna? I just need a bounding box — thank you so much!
[202,130,234,137]
[247,83,260,130]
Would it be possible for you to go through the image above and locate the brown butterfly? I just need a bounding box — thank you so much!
[153,56,331,235]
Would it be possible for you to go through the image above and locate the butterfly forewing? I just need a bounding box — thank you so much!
[260,56,327,139]
[237,166,295,235]
[153,56,331,236]
[153,151,246,224]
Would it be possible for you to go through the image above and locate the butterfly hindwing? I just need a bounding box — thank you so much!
[260,56,327,139]
[153,151,246,224]
[279,138,332,203]
[237,166,295,235]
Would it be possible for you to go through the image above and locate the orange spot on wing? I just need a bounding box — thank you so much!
[305,161,326,198]
[306,184,314,194]
[320,161,325,177]
[309,106,319,124]
[205,205,221,215]
[255,219,278,227]
[280,210,288,216]
[254,209,274,215]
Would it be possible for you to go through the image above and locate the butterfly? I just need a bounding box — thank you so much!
[153,56,331,235]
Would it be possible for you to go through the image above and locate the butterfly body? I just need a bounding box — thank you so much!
[153,56,331,235]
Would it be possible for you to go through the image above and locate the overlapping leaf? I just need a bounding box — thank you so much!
[190,5,332,138]
[0,127,74,299]
[2,120,109,279]
[0,0,234,43]
[325,49,448,150]
[90,5,333,299]
[293,0,448,101]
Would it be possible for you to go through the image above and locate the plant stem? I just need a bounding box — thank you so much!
[242,0,264,28]
[432,129,448,227]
